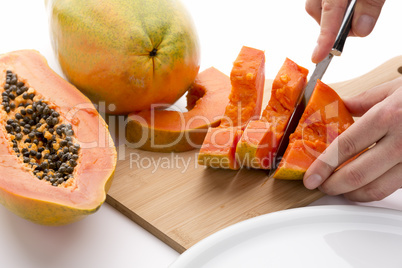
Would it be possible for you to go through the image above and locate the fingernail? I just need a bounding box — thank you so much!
[355,15,375,37]
[311,45,319,63]
[305,174,322,189]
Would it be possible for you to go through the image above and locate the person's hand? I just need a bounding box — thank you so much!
[306,0,386,63]
[303,77,402,201]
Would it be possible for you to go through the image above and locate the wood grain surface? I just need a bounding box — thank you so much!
[106,56,402,253]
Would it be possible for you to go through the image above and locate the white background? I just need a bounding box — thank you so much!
[0,0,402,267]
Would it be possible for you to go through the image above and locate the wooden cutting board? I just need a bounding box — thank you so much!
[106,56,402,253]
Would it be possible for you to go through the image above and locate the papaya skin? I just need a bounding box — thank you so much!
[46,0,200,114]
[126,67,232,152]
[0,50,117,225]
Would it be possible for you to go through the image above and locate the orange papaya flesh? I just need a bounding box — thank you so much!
[236,58,308,169]
[197,127,243,170]
[236,119,281,169]
[0,50,117,225]
[273,79,354,180]
[272,140,328,180]
[219,46,266,129]
[198,46,265,170]
[126,67,232,152]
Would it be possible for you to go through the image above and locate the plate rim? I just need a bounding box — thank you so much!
[169,204,402,267]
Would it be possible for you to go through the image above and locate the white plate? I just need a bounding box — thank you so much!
[169,205,402,268]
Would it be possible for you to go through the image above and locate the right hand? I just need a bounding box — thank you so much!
[305,0,386,63]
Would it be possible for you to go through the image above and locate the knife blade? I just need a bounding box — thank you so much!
[267,0,356,177]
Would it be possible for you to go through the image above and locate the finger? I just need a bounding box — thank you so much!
[318,133,401,196]
[304,103,388,189]
[344,77,402,116]
[305,0,323,24]
[312,0,349,63]
[352,0,385,37]
[344,162,402,202]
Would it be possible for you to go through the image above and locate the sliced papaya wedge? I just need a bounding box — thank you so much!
[236,58,308,169]
[198,46,265,170]
[0,50,117,225]
[273,79,354,180]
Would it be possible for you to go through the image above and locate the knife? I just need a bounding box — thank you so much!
[267,0,356,177]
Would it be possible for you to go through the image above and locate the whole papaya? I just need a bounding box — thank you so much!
[46,0,200,114]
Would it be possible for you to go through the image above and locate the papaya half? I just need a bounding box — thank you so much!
[126,67,232,152]
[273,80,354,180]
[0,50,117,225]
[46,0,200,114]
[198,46,265,170]
[236,58,308,169]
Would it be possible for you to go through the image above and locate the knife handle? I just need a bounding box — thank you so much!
[331,0,356,56]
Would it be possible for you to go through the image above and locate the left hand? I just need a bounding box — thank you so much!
[303,76,402,202]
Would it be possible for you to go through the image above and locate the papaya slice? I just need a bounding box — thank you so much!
[126,67,231,152]
[0,50,117,225]
[198,46,265,170]
[273,79,354,180]
[236,58,308,169]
